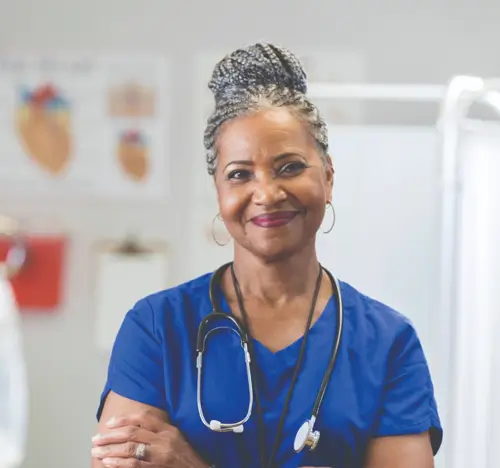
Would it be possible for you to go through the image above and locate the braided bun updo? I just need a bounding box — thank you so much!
[203,43,329,175]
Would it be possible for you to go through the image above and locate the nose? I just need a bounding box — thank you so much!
[252,176,287,206]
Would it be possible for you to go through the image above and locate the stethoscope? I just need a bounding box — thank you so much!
[196,261,343,461]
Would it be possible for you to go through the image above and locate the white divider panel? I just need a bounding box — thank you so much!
[448,123,500,468]
[318,125,441,355]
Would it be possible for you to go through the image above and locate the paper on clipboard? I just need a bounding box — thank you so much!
[94,239,167,352]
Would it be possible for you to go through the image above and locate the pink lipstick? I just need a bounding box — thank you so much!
[250,211,299,228]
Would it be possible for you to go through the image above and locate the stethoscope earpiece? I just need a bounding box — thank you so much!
[294,419,321,453]
[209,420,222,431]
[209,420,244,434]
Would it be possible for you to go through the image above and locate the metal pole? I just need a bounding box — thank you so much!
[307,82,445,101]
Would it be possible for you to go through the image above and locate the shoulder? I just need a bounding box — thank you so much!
[124,272,213,336]
[144,271,212,309]
[339,280,424,358]
[340,280,416,333]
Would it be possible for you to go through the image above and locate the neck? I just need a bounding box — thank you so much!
[231,243,320,306]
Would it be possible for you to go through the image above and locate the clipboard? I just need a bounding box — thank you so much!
[92,236,168,352]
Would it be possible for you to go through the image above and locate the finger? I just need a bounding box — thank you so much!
[106,413,167,432]
[91,442,141,460]
[92,426,154,447]
[101,457,152,468]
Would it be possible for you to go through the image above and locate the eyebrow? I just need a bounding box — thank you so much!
[223,152,304,171]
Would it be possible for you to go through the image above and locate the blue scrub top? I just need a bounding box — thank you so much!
[97,271,443,467]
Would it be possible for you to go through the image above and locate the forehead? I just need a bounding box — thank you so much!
[216,107,314,160]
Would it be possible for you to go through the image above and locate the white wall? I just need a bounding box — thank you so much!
[1,1,500,467]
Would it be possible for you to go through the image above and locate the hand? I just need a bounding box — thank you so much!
[91,412,209,467]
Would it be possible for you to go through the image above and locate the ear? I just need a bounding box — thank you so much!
[324,154,335,203]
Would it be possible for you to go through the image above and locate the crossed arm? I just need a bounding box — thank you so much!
[91,392,208,468]
[91,392,434,468]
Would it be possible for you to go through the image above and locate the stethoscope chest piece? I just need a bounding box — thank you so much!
[294,419,320,452]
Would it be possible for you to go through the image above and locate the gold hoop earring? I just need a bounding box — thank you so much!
[322,202,336,234]
[211,213,230,246]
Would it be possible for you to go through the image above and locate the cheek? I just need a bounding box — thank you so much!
[299,176,328,210]
[216,186,248,222]
[299,183,329,227]
[307,194,328,224]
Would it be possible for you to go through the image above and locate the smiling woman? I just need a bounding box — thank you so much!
[214,106,333,264]
[91,43,443,468]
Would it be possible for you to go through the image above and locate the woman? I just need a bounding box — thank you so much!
[91,43,442,468]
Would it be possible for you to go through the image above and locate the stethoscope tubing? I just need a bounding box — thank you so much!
[196,262,344,448]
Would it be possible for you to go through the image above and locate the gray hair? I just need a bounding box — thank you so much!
[203,43,329,175]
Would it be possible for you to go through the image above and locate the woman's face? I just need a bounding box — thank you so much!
[214,107,334,261]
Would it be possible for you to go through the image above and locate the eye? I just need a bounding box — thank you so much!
[227,169,252,181]
[278,161,307,176]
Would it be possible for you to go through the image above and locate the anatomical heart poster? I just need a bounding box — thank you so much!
[16,83,72,176]
[0,55,169,201]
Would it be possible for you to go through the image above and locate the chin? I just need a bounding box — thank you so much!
[249,239,304,263]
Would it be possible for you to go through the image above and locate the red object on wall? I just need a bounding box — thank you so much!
[0,235,67,311]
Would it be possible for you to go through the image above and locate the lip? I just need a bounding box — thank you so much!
[250,211,299,228]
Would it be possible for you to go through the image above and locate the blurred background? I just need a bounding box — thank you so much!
[1,0,500,467]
